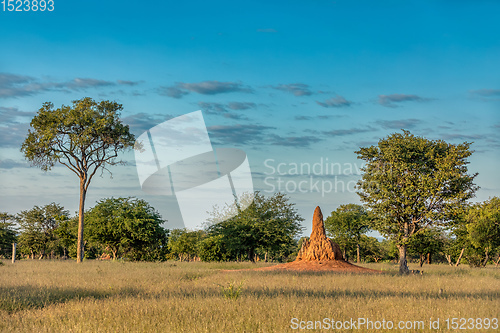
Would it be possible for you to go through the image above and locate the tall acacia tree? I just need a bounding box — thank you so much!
[355,130,477,274]
[21,98,136,263]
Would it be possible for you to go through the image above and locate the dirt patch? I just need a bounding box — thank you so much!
[252,260,381,273]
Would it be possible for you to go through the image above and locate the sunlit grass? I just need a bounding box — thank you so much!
[1,260,499,332]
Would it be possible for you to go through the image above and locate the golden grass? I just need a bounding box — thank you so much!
[0,260,499,332]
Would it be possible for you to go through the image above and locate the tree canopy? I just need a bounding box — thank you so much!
[21,98,136,262]
[466,197,500,267]
[167,229,206,261]
[85,197,169,261]
[16,203,69,259]
[356,130,477,274]
[0,213,17,258]
[407,227,446,267]
[207,192,304,262]
[324,204,371,262]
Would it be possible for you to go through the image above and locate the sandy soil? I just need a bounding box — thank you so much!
[253,260,382,273]
[224,260,382,273]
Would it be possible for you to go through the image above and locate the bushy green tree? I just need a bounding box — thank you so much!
[324,204,371,262]
[21,98,136,263]
[17,203,69,259]
[356,130,477,274]
[51,217,101,260]
[54,217,78,259]
[167,229,206,261]
[85,197,168,261]
[466,197,500,267]
[358,235,384,263]
[379,239,399,262]
[207,192,303,262]
[408,227,446,266]
[0,213,17,258]
[442,205,471,266]
[195,235,226,262]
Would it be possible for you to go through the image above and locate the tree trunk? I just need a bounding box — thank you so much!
[398,222,410,275]
[77,180,87,263]
[343,249,348,262]
[427,253,432,265]
[495,255,500,267]
[356,243,360,263]
[248,248,255,263]
[264,251,268,262]
[12,243,16,264]
[419,254,424,267]
[482,248,489,267]
[398,244,409,274]
[455,248,465,267]
[112,249,117,261]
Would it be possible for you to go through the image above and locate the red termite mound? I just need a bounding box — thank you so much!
[255,206,379,273]
[295,206,343,261]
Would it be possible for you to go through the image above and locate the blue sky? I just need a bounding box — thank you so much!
[1,0,499,234]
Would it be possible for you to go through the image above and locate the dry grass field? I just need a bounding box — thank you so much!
[1,260,499,332]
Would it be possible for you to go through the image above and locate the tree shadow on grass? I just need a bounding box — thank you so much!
[0,285,141,313]
[159,281,500,301]
[238,286,500,301]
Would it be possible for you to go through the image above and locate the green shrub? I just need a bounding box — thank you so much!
[198,235,227,262]
[219,280,244,300]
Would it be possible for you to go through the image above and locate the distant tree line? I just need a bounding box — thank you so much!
[1,198,168,261]
[168,192,304,262]
[1,193,498,267]
[323,200,500,267]
[0,192,303,262]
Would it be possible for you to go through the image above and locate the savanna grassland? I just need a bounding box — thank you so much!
[0,260,499,332]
